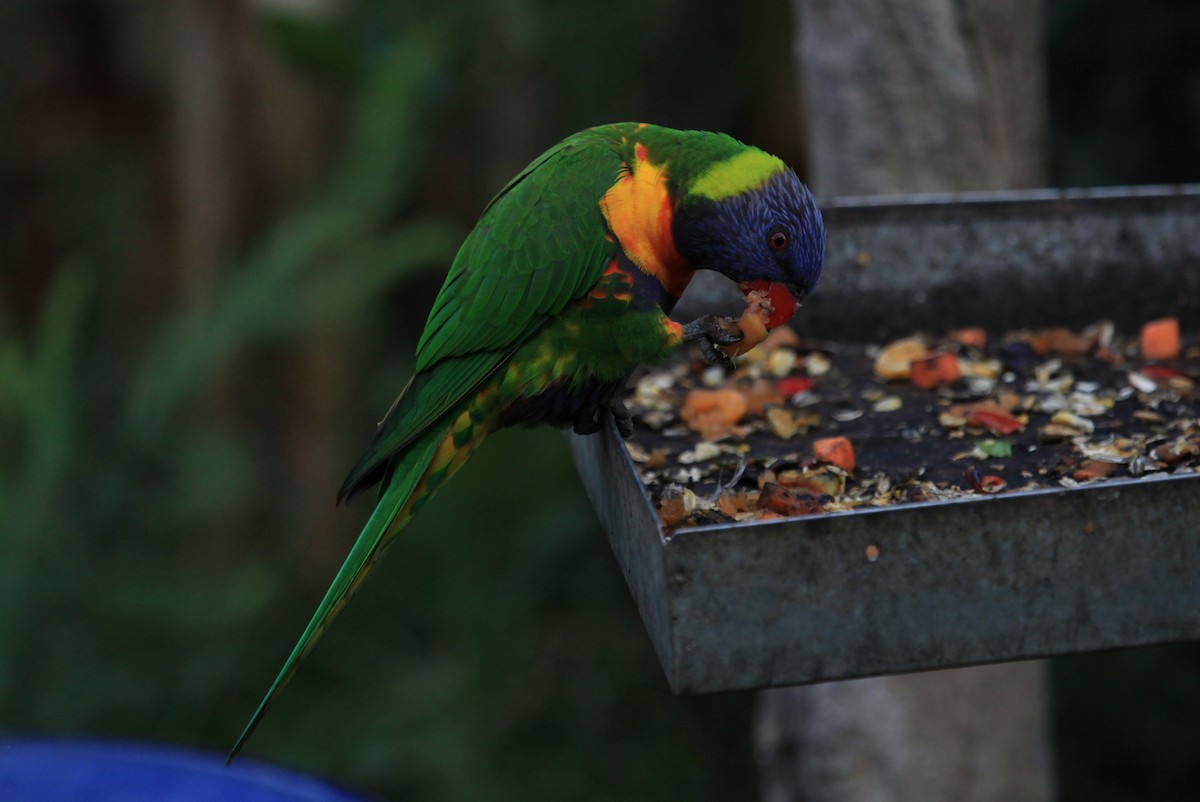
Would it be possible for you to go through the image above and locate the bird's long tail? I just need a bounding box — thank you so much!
[227,404,489,763]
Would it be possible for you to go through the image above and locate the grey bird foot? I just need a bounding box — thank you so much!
[609,398,634,438]
[572,398,634,438]
[683,314,742,364]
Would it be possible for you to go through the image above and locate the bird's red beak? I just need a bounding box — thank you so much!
[738,280,799,329]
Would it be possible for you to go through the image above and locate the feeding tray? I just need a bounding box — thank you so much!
[567,185,1200,695]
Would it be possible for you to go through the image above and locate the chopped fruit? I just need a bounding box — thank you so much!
[776,376,816,396]
[739,280,799,329]
[1073,460,1117,481]
[767,348,797,377]
[964,468,1007,494]
[767,409,798,441]
[909,351,961,389]
[716,490,760,517]
[874,336,928,380]
[680,388,748,440]
[719,290,772,357]
[658,490,698,529]
[766,407,803,439]
[949,327,987,350]
[776,467,846,496]
[720,283,803,358]
[976,439,1013,459]
[757,483,828,516]
[1140,317,1181,360]
[962,401,1025,435]
[1020,327,1094,358]
[627,318,1199,532]
[813,436,856,472]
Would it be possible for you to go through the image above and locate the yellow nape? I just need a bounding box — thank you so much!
[689,149,785,201]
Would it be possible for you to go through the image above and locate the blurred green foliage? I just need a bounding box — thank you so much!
[128,35,460,435]
[2,1,1199,801]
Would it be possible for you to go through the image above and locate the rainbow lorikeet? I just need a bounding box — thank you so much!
[229,122,825,760]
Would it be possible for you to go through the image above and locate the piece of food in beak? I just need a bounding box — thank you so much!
[720,281,800,357]
[741,280,799,328]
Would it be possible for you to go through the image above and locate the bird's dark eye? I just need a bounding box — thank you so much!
[769,230,789,250]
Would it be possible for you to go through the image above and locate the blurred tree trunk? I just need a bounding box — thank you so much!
[758,1,1054,801]
[792,0,1046,195]
[165,0,351,556]
[167,0,241,312]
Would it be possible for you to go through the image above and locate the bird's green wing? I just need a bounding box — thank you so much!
[338,130,623,501]
[414,131,622,370]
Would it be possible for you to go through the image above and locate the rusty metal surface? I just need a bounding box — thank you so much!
[570,185,1200,694]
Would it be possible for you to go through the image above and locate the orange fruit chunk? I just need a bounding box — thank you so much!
[680,388,748,440]
[1140,317,1180,360]
[812,436,856,472]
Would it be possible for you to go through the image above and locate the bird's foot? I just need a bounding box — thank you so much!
[609,398,634,438]
[683,314,742,364]
[572,398,634,438]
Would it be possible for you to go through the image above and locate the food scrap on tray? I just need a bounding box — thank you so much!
[622,317,1199,532]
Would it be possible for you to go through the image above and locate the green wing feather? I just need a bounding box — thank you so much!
[337,350,509,501]
[232,129,633,761]
[414,132,620,369]
[339,130,624,501]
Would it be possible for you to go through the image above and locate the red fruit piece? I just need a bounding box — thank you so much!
[776,376,816,396]
[757,483,828,516]
[813,436,856,472]
[739,280,799,329]
[910,351,961,390]
[1139,365,1187,380]
[965,402,1025,435]
[764,282,798,328]
[964,468,1006,494]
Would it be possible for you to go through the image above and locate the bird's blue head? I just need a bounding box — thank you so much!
[673,151,825,322]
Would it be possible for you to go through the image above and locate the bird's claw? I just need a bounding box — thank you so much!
[609,398,634,438]
[572,398,634,438]
[683,315,742,364]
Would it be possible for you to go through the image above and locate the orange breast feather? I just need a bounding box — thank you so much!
[599,143,693,297]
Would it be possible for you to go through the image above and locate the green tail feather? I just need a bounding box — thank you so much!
[227,420,449,764]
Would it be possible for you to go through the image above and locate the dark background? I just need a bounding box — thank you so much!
[1,0,1198,799]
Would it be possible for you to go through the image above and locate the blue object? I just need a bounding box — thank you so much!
[0,738,372,802]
